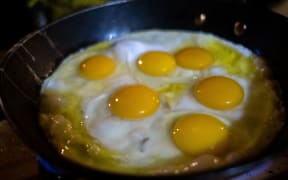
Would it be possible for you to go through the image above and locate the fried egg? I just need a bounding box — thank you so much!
[39,30,284,175]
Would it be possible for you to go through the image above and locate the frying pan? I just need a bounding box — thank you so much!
[1,0,288,179]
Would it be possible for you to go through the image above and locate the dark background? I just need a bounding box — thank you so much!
[0,0,284,50]
[0,1,34,49]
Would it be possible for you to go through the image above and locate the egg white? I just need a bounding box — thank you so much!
[83,92,182,166]
[112,32,207,90]
[173,67,251,126]
[40,30,263,169]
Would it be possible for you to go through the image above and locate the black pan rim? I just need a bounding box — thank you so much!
[0,0,288,178]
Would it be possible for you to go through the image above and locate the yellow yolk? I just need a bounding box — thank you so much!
[137,51,176,76]
[193,76,244,110]
[172,114,228,155]
[175,47,214,69]
[79,55,116,80]
[108,84,160,119]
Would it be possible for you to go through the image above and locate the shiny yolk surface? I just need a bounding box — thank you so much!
[108,84,160,119]
[175,47,214,70]
[79,55,116,80]
[193,76,244,110]
[137,51,176,76]
[172,114,228,155]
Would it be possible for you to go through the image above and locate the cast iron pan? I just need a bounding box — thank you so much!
[0,0,288,179]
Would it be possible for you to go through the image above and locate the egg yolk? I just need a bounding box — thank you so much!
[137,51,176,76]
[172,114,228,155]
[193,76,244,110]
[79,55,116,80]
[108,84,160,119]
[175,47,214,70]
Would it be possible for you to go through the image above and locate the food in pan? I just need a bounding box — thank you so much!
[39,30,284,175]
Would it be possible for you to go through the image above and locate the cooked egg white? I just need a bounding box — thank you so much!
[84,92,182,166]
[39,30,284,175]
